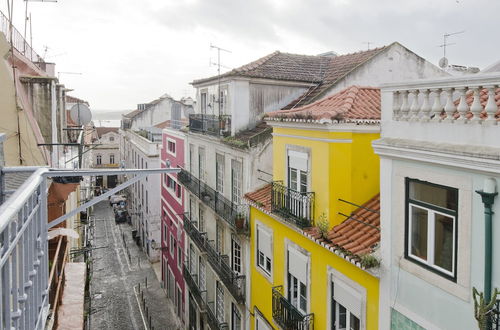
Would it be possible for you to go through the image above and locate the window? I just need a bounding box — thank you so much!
[163,223,167,244]
[198,206,205,232]
[232,303,241,330]
[198,147,206,181]
[109,153,115,164]
[288,246,308,314]
[178,245,183,270]
[170,233,176,256]
[96,154,102,165]
[256,224,272,276]
[231,160,242,205]
[189,243,196,273]
[220,89,228,115]
[198,256,206,291]
[330,279,362,330]
[216,281,225,323]
[255,313,272,330]
[232,238,242,275]
[177,286,183,318]
[167,139,176,155]
[288,150,308,193]
[189,144,195,173]
[189,197,197,226]
[216,221,224,254]
[405,178,458,278]
[201,91,207,114]
[216,153,225,193]
[109,136,114,142]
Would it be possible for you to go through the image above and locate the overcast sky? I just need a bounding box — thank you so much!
[1,0,499,111]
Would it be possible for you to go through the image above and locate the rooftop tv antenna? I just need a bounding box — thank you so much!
[362,41,373,50]
[210,43,231,117]
[438,30,465,68]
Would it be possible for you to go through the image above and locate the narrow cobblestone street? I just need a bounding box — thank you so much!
[88,201,181,330]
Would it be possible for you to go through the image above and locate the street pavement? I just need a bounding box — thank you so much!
[89,201,181,330]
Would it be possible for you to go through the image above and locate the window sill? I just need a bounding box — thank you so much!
[256,265,273,284]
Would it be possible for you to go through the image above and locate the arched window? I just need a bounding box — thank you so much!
[110,154,115,164]
[96,154,102,165]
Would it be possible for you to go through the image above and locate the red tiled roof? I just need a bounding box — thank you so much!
[154,119,189,129]
[123,109,142,118]
[96,127,118,138]
[244,184,272,212]
[450,88,500,120]
[266,86,380,122]
[66,95,89,106]
[305,194,380,256]
[192,45,389,100]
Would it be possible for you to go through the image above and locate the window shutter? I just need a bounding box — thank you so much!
[288,150,308,172]
[258,226,272,257]
[288,247,308,284]
[333,280,362,318]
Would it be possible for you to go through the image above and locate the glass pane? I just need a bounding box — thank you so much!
[410,205,428,260]
[289,168,298,190]
[339,303,347,330]
[409,180,457,211]
[434,214,454,272]
[300,170,307,193]
[350,314,360,330]
[300,282,307,312]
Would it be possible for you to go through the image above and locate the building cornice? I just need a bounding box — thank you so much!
[272,133,352,144]
[373,138,500,174]
[268,121,380,133]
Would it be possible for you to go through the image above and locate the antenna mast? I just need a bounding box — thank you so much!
[438,30,465,60]
[210,43,231,117]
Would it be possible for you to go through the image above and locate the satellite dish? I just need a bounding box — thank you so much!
[70,103,92,126]
[439,57,449,69]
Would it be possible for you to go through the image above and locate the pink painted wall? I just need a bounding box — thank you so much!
[160,130,186,320]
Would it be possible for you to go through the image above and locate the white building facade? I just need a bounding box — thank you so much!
[374,73,500,330]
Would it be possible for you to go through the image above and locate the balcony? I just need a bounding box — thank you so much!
[272,286,314,330]
[183,214,246,303]
[206,301,228,330]
[183,214,209,252]
[188,114,231,137]
[271,181,315,229]
[178,169,249,234]
[205,240,246,304]
[183,264,206,312]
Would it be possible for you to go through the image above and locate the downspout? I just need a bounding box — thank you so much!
[51,80,58,167]
[476,178,498,304]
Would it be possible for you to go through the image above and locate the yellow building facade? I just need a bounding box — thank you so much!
[245,86,382,330]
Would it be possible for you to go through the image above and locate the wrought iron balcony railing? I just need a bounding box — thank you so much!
[189,114,231,137]
[206,301,229,330]
[178,169,249,234]
[183,214,246,303]
[183,214,209,252]
[205,238,246,304]
[272,286,314,330]
[271,181,315,228]
[491,299,500,330]
[182,264,206,312]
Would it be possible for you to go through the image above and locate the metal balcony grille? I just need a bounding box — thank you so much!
[0,169,49,330]
[271,181,315,228]
[272,286,314,330]
[492,300,500,330]
[206,301,228,330]
[205,239,246,304]
[178,169,248,234]
[189,114,231,137]
[183,214,208,252]
[182,264,206,312]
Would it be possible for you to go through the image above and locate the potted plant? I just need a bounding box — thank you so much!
[235,213,245,229]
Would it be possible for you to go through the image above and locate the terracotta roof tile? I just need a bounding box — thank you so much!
[304,194,380,257]
[244,184,272,212]
[123,109,142,118]
[66,95,89,106]
[96,127,118,138]
[192,45,389,100]
[266,86,380,122]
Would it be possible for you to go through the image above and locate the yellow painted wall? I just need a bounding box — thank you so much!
[250,208,380,329]
[272,126,379,227]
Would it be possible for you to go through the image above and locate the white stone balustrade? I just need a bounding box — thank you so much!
[388,73,500,125]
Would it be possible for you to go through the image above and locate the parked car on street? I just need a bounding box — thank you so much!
[109,195,127,206]
[115,209,130,223]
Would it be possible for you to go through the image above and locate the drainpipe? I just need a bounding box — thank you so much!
[476,178,498,304]
[51,80,58,167]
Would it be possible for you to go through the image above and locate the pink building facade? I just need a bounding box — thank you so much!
[160,127,186,324]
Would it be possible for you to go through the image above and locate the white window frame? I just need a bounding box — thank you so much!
[216,280,225,323]
[109,153,115,164]
[198,147,206,182]
[287,245,309,315]
[198,256,206,292]
[216,153,225,193]
[177,244,183,271]
[327,266,367,330]
[167,138,177,156]
[231,237,242,275]
[255,221,273,281]
[231,159,242,205]
[255,308,272,330]
[169,233,176,257]
[406,178,458,279]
